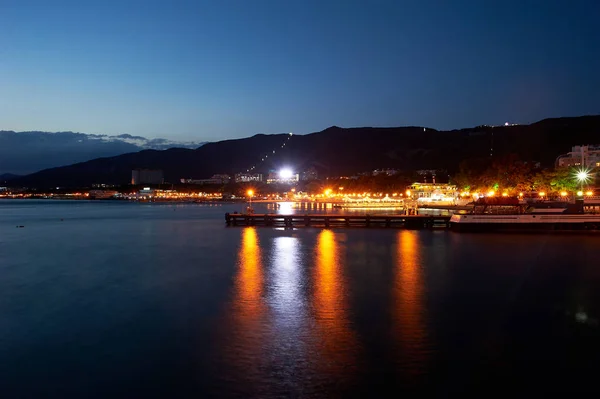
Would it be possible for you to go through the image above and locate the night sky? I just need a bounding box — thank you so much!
[1,0,598,141]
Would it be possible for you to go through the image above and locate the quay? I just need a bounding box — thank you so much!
[225,213,452,229]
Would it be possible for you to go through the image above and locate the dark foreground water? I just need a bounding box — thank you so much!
[1,200,600,397]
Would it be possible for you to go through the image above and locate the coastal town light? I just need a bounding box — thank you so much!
[488,190,495,197]
[539,192,545,198]
[586,191,594,196]
[577,191,584,196]
[279,168,294,179]
[560,191,568,197]
[576,170,590,183]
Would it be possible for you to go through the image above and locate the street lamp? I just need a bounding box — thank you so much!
[247,189,254,211]
[576,168,592,192]
[576,170,590,182]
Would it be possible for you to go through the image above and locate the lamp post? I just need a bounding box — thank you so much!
[576,170,590,194]
[247,189,254,213]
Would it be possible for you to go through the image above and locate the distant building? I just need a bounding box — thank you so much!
[407,182,458,205]
[89,190,119,199]
[266,171,299,184]
[138,187,155,198]
[92,183,116,188]
[131,169,164,185]
[234,173,263,183]
[181,174,231,185]
[372,169,399,176]
[301,167,318,181]
[211,174,231,182]
[180,178,220,185]
[556,145,600,168]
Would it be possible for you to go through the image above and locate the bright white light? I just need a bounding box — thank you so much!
[577,170,589,182]
[279,168,293,179]
[277,201,294,215]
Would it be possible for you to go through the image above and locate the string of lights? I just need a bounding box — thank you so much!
[245,132,293,173]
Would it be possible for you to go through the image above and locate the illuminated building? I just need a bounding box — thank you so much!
[234,173,263,183]
[88,190,118,199]
[556,145,600,168]
[372,168,399,176]
[266,168,299,184]
[406,182,458,205]
[181,174,231,185]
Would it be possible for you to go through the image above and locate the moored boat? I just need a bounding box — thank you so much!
[450,197,600,232]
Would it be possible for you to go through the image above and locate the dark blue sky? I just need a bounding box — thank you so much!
[1,0,598,141]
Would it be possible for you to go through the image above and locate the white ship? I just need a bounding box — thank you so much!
[450,197,600,232]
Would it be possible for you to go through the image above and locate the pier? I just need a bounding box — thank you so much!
[225,213,452,229]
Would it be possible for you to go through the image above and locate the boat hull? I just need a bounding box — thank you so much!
[450,214,600,232]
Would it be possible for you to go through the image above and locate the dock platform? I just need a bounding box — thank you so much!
[225,213,451,229]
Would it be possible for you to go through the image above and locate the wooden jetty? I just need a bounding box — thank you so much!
[225,213,452,229]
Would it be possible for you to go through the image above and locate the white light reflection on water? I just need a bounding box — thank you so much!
[276,201,294,215]
[269,236,306,329]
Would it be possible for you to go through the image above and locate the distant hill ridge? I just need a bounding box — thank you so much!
[0,173,21,183]
[9,115,600,188]
[0,130,207,175]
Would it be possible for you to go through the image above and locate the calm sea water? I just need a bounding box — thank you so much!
[1,200,600,397]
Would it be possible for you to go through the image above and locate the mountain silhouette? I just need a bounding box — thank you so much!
[9,116,600,188]
[0,130,207,175]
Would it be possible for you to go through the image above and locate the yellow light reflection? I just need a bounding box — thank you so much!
[395,230,427,375]
[313,230,357,375]
[219,227,267,384]
[236,227,265,320]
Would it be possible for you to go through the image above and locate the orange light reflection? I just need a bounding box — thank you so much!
[395,230,428,375]
[219,227,267,385]
[313,230,357,376]
[236,227,265,318]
